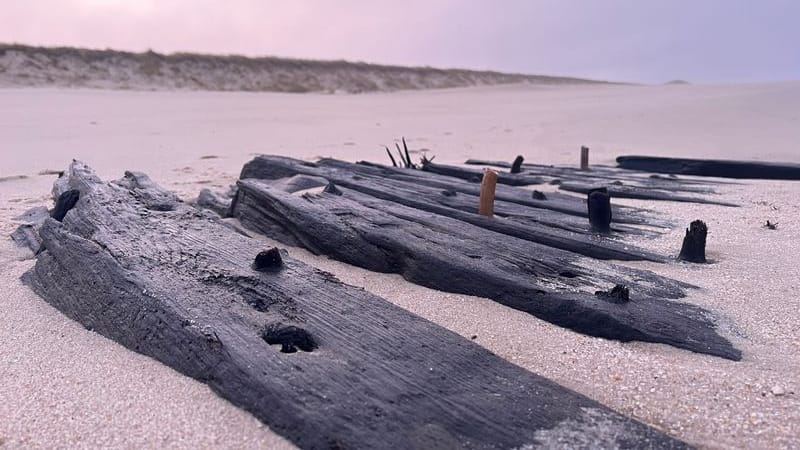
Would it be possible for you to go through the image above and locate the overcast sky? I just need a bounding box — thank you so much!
[1,0,797,83]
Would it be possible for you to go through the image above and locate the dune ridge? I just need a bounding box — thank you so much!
[0,43,612,93]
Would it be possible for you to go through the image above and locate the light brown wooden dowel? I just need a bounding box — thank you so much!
[479,168,498,217]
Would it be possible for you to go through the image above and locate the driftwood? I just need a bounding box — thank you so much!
[17,161,692,449]
[233,170,741,360]
[10,206,49,254]
[617,155,800,180]
[238,156,667,260]
[510,155,524,174]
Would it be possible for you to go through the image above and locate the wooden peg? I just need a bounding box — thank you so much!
[580,146,589,170]
[479,169,498,217]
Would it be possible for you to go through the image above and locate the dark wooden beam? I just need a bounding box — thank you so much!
[617,155,800,180]
[232,176,741,360]
[19,161,693,449]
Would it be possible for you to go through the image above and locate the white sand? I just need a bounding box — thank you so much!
[1,82,799,448]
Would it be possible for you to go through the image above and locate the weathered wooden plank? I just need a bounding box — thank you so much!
[427,159,734,204]
[422,160,547,186]
[617,155,800,180]
[233,177,741,360]
[557,182,738,207]
[346,160,670,226]
[238,156,667,259]
[465,158,722,187]
[21,161,691,449]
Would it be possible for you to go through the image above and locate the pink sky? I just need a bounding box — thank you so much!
[2,0,798,83]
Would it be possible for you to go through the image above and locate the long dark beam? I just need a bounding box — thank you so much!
[557,182,738,207]
[617,155,800,180]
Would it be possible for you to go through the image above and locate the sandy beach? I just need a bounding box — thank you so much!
[1,82,799,448]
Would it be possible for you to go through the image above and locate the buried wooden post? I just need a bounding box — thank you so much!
[678,220,708,263]
[580,146,590,170]
[587,187,612,232]
[510,155,524,174]
[479,168,498,217]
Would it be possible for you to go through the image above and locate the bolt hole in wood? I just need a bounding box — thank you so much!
[261,324,317,354]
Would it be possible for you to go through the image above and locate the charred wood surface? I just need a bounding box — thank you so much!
[347,160,669,226]
[240,157,670,252]
[438,159,736,204]
[18,162,694,449]
[422,160,547,186]
[617,155,800,180]
[465,158,738,191]
[232,176,741,360]
[679,220,709,263]
[558,182,737,206]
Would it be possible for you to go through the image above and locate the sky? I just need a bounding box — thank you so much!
[1,0,798,83]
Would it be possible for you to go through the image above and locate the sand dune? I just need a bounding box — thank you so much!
[0,44,609,93]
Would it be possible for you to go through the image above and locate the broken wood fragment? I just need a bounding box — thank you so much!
[402,137,413,169]
[196,188,232,217]
[510,155,524,174]
[679,220,708,263]
[385,146,397,167]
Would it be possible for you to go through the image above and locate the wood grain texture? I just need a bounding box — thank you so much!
[232,162,741,360]
[435,160,735,205]
[239,156,666,260]
[20,161,692,449]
